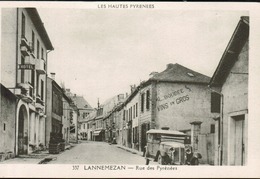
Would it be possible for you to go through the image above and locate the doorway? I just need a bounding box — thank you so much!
[141,123,150,152]
[18,105,28,155]
[229,114,246,165]
[234,115,245,165]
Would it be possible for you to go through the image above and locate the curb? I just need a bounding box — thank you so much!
[38,144,73,164]
[38,156,57,164]
[116,145,143,157]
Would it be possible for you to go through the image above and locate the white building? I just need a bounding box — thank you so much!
[1,8,54,155]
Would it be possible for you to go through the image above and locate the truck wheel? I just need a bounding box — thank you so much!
[158,154,165,165]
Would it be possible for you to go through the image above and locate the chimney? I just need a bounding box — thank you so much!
[166,63,174,70]
[50,72,56,80]
[149,71,158,78]
[126,93,128,98]
[66,89,70,92]
[130,85,136,93]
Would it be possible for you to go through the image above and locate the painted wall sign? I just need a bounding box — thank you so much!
[18,64,35,70]
[157,85,192,112]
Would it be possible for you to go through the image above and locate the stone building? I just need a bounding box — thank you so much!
[209,16,249,166]
[0,84,17,161]
[46,76,64,146]
[71,94,93,140]
[120,63,216,161]
[94,106,104,141]
[123,86,140,149]
[102,94,125,142]
[1,8,54,155]
[80,109,97,141]
[62,92,73,145]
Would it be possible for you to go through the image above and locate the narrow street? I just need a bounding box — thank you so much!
[48,141,154,165]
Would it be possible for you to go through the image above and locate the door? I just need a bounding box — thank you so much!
[18,115,24,155]
[141,124,147,151]
[234,115,245,165]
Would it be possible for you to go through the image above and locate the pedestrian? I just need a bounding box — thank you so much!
[185,148,193,165]
[190,152,202,165]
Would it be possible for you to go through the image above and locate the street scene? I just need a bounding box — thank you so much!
[47,141,150,165]
[0,5,249,167]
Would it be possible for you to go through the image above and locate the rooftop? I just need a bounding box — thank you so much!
[25,8,54,50]
[149,63,210,84]
[71,95,92,110]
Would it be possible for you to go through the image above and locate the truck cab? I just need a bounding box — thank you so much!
[145,129,186,165]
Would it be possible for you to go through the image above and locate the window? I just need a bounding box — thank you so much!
[31,31,35,53]
[21,56,25,83]
[31,69,35,87]
[123,110,126,121]
[210,124,215,133]
[128,108,131,121]
[211,92,221,113]
[136,103,138,117]
[21,13,25,38]
[125,110,127,121]
[130,107,132,120]
[41,80,44,101]
[37,40,40,59]
[146,90,150,110]
[84,124,85,129]
[141,93,145,112]
[133,104,135,119]
[3,123,6,132]
[41,48,44,60]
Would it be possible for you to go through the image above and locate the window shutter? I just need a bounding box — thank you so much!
[211,92,221,113]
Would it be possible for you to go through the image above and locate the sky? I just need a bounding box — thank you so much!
[37,7,248,108]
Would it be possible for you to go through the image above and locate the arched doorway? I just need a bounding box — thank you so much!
[18,105,28,155]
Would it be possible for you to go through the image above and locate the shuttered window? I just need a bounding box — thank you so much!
[211,92,221,113]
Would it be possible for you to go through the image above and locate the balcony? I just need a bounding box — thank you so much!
[24,55,35,65]
[20,37,30,57]
[20,46,30,56]
[36,95,45,110]
[36,59,46,74]
[15,83,34,103]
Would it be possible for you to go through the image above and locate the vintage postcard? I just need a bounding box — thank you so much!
[0,1,260,178]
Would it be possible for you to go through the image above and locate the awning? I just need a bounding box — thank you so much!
[93,130,102,136]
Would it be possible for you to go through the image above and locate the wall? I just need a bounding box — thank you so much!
[45,77,52,146]
[1,8,17,87]
[221,40,248,165]
[0,87,16,154]
[156,82,214,134]
[62,98,71,143]
[125,93,139,149]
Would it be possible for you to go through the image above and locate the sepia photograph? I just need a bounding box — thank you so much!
[0,1,259,178]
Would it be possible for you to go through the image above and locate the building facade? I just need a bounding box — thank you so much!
[1,8,54,155]
[209,16,249,166]
[102,94,125,142]
[0,84,17,161]
[71,94,93,140]
[116,63,216,165]
[46,77,64,147]
[62,93,73,144]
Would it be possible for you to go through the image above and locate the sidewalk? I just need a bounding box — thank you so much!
[115,145,143,157]
[0,144,74,164]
